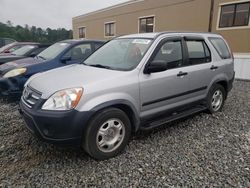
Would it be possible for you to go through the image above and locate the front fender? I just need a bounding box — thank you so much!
[76,93,141,131]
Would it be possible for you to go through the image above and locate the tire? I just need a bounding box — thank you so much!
[82,108,131,160]
[207,84,226,114]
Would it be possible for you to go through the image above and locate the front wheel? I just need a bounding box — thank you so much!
[207,84,226,113]
[83,108,131,160]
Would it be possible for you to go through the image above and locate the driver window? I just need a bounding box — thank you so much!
[63,44,92,60]
[152,40,183,69]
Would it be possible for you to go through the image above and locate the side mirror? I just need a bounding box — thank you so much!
[61,56,71,63]
[144,60,167,74]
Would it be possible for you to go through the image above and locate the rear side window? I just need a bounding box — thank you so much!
[209,38,231,59]
[186,40,211,65]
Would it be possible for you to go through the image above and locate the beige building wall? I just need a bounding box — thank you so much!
[212,0,250,53]
[72,0,250,53]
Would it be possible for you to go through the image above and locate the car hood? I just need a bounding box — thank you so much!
[0,57,44,74]
[0,54,24,63]
[27,64,127,99]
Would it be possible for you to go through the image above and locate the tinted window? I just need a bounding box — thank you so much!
[152,40,183,69]
[209,38,231,59]
[63,44,92,60]
[186,40,211,65]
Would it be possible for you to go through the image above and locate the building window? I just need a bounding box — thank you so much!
[105,22,115,37]
[219,2,250,28]
[139,16,154,33]
[79,27,86,38]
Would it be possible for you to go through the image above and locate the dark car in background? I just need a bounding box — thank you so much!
[0,39,104,96]
[0,38,16,48]
[0,44,51,65]
[0,42,39,54]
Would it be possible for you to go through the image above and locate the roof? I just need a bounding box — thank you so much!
[60,39,105,44]
[118,33,160,39]
[73,0,144,20]
[118,32,222,39]
[14,42,40,45]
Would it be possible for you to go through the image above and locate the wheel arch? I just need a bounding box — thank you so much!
[90,100,141,132]
[208,74,229,98]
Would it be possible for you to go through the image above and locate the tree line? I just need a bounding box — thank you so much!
[0,21,73,44]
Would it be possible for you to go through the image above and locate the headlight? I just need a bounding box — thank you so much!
[42,88,83,111]
[3,68,27,78]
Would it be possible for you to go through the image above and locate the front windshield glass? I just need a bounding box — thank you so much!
[84,38,153,71]
[37,42,70,60]
[0,43,15,52]
[12,45,36,56]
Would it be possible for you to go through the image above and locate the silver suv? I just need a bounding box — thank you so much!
[19,32,235,160]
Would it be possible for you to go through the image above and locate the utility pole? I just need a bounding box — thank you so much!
[208,0,215,32]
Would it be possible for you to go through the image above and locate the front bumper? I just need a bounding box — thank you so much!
[19,98,94,146]
[0,76,26,96]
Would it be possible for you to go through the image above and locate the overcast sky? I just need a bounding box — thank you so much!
[0,0,128,30]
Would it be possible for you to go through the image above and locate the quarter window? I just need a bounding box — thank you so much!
[186,40,211,65]
[79,27,86,38]
[139,17,154,33]
[209,38,231,59]
[152,40,183,70]
[219,2,250,28]
[105,22,115,37]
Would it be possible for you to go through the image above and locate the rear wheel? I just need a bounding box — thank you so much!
[207,84,226,113]
[83,108,131,160]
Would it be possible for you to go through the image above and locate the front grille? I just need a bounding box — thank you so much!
[22,86,42,108]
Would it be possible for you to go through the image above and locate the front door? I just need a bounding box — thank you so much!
[61,43,92,65]
[139,37,191,118]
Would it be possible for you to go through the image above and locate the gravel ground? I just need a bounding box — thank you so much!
[0,80,249,187]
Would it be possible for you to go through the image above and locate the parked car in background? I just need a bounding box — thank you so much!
[0,44,51,65]
[19,32,234,160]
[0,42,39,54]
[0,38,16,48]
[0,39,104,96]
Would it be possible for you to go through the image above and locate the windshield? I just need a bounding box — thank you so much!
[84,38,153,71]
[12,45,36,56]
[0,43,16,52]
[37,42,70,60]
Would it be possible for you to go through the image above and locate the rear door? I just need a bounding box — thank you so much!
[181,36,214,100]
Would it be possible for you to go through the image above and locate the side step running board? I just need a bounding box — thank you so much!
[140,106,207,131]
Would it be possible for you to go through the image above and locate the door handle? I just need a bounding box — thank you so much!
[210,65,218,70]
[177,71,188,77]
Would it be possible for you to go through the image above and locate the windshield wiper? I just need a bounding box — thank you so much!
[37,55,46,60]
[89,64,112,69]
